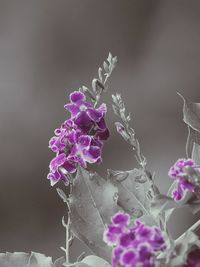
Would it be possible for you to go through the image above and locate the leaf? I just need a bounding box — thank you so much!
[186,126,200,158]
[0,252,53,267]
[0,252,29,267]
[68,167,119,262]
[179,93,200,132]
[54,257,65,267]
[103,61,110,73]
[28,252,54,267]
[63,262,90,267]
[81,255,112,267]
[91,79,104,95]
[107,169,153,220]
[192,142,200,164]
[178,93,200,157]
[63,255,112,267]
[98,67,103,82]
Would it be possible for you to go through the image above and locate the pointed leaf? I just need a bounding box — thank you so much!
[179,93,200,132]
[69,167,119,262]
[28,252,53,267]
[178,93,200,157]
[103,61,109,73]
[107,169,152,219]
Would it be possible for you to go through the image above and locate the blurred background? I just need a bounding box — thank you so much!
[0,0,200,261]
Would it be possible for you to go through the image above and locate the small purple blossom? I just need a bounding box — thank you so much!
[47,153,76,186]
[104,212,166,267]
[68,135,101,168]
[64,91,108,134]
[47,91,109,186]
[168,159,200,201]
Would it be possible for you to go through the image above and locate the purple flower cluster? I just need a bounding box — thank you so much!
[168,159,200,201]
[104,213,166,267]
[184,248,200,267]
[48,91,109,186]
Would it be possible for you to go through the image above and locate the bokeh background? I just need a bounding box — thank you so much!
[0,0,200,261]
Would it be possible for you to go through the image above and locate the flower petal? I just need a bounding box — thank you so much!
[78,135,92,148]
[70,91,86,103]
[64,103,79,116]
[83,145,101,163]
[74,111,93,132]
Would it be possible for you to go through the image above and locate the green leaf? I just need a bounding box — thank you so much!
[68,167,119,262]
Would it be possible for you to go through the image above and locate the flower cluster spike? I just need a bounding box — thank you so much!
[168,158,200,201]
[47,90,109,186]
[104,212,166,267]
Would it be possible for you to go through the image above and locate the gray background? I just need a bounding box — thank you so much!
[0,0,200,261]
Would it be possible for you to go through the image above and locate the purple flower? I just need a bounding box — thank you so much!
[68,135,101,168]
[104,212,166,267]
[48,90,109,186]
[47,153,76,186]
[168,159,200,201]
[64,91,109,138]
[184,248,200,267]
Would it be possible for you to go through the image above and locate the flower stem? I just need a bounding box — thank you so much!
[62,214,70,264]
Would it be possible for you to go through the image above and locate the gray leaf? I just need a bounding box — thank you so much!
[91,79,104,94]
[28,252,54,267]
[107,169,153,219]
[192,142,200,164]
[179,93,200,132]
[69,167,119,262]
[0,252,53,267]
[81,255,112,267]
[186,126,200,158]
[0,252,29,267]
[63,255,112,267]
[54,257,65,267]
[103,61,110,73]
[178,93,200,157]
[98,67,103,82]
